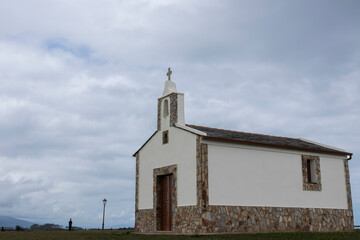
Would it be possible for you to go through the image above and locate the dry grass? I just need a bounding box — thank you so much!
[0,230,360,240]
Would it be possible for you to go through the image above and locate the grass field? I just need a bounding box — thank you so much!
[1,230,360,240]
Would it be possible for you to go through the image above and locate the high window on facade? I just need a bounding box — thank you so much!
[163,99,169,118]
[306,159,315,183]
[302,155,322,191]
[163,130,169,144]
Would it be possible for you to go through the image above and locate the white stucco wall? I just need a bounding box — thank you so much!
[206,142,348,209]
[138,127,197,209]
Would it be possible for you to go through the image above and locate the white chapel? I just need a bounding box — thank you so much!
[133,68,354,234]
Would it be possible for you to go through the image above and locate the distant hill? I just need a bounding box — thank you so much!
[108,223,134,229]
[0,216,34,228]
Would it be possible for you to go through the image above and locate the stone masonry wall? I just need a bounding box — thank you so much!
[135,209,155,233]
[169,93,178,127]
[135,205,353,233]
[201,206,353,233]
[196,137,209,211]
[302,155,322,191]
[344,159,354,228]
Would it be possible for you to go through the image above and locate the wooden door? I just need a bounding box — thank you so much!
[159,174,173,231]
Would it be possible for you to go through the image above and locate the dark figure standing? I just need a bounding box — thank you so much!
[68,218,72,231]
[1,227,4,232]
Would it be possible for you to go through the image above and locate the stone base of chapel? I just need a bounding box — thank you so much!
[135,205,354,234]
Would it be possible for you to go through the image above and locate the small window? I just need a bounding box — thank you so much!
[162,130,169,144]
[163,99,169,118]
[306,159,318,183]
[302,155,321,191]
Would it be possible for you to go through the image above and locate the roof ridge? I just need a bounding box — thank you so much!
[186,124,300,141]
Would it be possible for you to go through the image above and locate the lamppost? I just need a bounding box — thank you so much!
[102,198,107,230]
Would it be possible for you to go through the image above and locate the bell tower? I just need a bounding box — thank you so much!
[157,68,185,131]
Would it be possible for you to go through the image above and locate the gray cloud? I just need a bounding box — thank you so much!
[0,0,359,227]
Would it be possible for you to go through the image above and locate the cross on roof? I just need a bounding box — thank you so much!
[166,67,172,81]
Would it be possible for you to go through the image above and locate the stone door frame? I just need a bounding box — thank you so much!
[153,164,177,231]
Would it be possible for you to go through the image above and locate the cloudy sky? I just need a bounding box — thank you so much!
[0,0,359,228]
